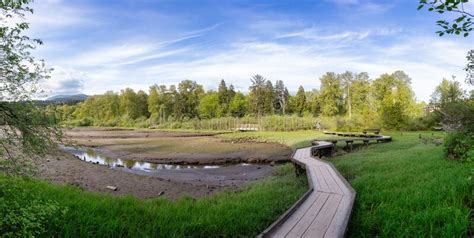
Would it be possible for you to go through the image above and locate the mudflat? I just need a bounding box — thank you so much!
[38,128,292,199]
[65,128,292,164]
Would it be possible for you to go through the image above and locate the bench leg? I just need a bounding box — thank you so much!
[345,142,353,152]
[293,163,305,177]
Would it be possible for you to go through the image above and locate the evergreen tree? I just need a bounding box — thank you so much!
[248,74,267,116]
[294,86,307,116]
[274,80,289,114]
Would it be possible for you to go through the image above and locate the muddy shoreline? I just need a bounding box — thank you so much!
[38,128,292,199]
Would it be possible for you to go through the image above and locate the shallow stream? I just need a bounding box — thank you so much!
[61,146,250,172]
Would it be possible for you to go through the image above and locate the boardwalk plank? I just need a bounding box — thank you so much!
[302,194,343,238]
[271,192,321,237]
[285,192,330,237]
[319,165,343,195]
[262,144,356,238]
[324,196,354,238]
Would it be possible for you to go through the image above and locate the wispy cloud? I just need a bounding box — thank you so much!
[27,0,96,36]
[29,0,472,102]
[277,27,402,42]
[326,0,394,14]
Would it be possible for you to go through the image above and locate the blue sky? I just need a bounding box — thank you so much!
[27,0,473,101]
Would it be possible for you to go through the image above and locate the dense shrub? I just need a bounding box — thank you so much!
[67,117,94,127]
[0,181,67,237]
[444,132,474,162]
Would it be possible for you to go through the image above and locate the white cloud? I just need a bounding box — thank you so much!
[43,30,471,102]
[28,1,471,102]
[39,66,86,97]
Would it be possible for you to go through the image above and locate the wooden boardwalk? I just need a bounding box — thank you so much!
[260,142,356,238]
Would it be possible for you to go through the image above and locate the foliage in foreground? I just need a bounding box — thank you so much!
[444,132,474,162]
[1,1,62,176]
[0,164,306,237]
[331,132,472,237]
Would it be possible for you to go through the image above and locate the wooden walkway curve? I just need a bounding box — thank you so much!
[260,141,356,238]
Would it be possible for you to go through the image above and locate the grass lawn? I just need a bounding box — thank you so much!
[222,130,473,237]
[0,164,307,237]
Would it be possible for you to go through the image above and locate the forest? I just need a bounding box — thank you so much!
[45,70,464,131]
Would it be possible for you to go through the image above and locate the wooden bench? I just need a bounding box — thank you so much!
[314,136,392,152]
[362,128,381,135]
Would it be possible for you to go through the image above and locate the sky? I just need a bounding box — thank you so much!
[24,0,474,101]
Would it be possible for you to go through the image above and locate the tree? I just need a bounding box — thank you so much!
[372,71,416,129]
[430,78,468,130]
[340,71,354,118]
[217,79,235,116]
[350,72,372,117]
[465,50,473,85]
[148,85,160,116]
[198,92,220,119]
[229,92,248,117]
[119,88,142,119]
[306,89,321,116]
[431,77,466,105]
[175,80,204,119]
[294,86,307,116]
[136,90,149,118]
[418,0,473,84]
[418,0,473,37]
[1,0,62,175]
[274,80,289,114]
[264,81,275,114]
[248,75,267,116]
[319,72,343,116]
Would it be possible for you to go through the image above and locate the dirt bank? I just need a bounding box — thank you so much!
[40,152,275,199]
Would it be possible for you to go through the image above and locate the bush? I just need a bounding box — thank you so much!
[0,181,67,237]
[444,132,474,162]
[67,117,94,127]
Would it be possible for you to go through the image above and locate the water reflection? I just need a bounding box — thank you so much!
[61,146,222,171]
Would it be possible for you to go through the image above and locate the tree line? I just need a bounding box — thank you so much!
[44,70,437,130]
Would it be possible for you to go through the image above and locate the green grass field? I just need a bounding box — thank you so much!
[1,130,471,237]
[0,164,306,237]
[219,130,326,148]
[332,132,472,237]
[222,130,473,237]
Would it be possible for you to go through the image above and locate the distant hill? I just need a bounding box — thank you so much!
[46,94,89,104]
